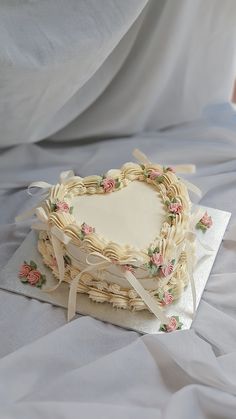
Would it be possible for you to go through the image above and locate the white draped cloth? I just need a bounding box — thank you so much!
[0,0,235,146]
[1,1,236,418]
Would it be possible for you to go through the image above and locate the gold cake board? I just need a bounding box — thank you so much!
[0,206,231,334]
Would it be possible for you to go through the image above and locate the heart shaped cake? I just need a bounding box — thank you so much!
[33,150,198,325]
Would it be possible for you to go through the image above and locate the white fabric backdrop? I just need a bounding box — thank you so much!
[0,0,236,146]
[1,0,236,417]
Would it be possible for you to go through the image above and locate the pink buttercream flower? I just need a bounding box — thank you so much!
[162,291,174,305]
[166,317,178,332]
[56,201,70,213]
[101,178,115,192]
[161,262,174,277]
[19,264,31,277]
[169,202,183,214]
[27,270,41,285]
[149,170,162,180]
[151,252,164,267]
[200,212,213,228]
[81,222,94,235]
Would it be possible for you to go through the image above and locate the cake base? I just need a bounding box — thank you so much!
[0,206,230,333]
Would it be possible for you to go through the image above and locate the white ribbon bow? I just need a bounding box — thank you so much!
[15,170,75,223]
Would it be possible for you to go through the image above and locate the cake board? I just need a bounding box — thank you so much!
[0,206,231,334]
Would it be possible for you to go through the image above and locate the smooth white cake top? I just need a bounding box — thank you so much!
[72,181,165,248]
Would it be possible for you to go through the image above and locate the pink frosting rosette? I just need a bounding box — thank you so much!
[56,201,70,213]
[101,178,115,192]
[161,262,174,277]
[149,170,162,180]
[162,291,174,305]
[19,264,31,277]
[169,202,183,214]
[27,270,41,285]
[200,212,213,228]
[81,223,94,235]
[166,317,178,332]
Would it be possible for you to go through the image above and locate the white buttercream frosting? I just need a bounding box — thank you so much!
[72,181,165,248]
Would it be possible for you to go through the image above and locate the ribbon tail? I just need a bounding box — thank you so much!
[174,164,196,174]
[15,207,36,222]
[186,244,197,314]
[67,271,83,322]
[60,170,75,183]
[67,262,111,321]
[189,271,196,314]
[132,148,152,165]
[124,271,169,324]
[44,234,65,293]
[180,178,202,198]
[31,222,48,231]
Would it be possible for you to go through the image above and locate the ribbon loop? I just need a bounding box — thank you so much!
[124,270,169,324]
[86,252,111,266]
[133,148,152,165]
[185,243,197,313]
[60,170,75,184]
[174,164,196,174]
[31,222,48,231]
[35,207,48,223]
[27,181,52,197]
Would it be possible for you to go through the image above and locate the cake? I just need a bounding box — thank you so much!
[25,149,205,327]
